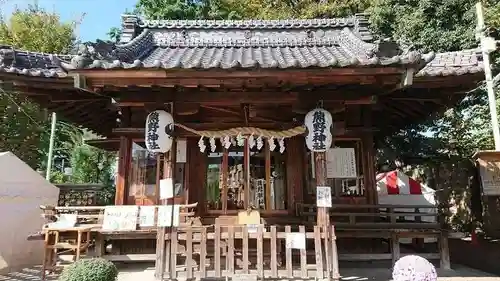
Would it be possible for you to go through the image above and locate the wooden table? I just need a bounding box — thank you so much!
[42,225,98,280]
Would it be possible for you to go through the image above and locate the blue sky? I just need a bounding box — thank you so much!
[0,0,137,42]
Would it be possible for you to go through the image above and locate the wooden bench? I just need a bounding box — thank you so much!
[295,203,450,269]
[38,203,199,262]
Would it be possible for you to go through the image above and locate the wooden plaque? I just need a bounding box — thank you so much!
[475,151,500,196]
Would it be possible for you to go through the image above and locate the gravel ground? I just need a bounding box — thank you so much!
[1,263,498,281]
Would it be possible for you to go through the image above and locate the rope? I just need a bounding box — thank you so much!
[174,123,305,139]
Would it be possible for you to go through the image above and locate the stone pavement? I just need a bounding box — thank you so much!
[0,263,498,281]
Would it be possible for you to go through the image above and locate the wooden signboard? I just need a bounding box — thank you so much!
[475,151,500,196]
[139,206,156,227]
[157,205,180,227]
[102,206,139,231]
[326,148,357,178]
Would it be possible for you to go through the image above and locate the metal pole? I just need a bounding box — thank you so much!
[46,112,57,181]
[476,2,500,150]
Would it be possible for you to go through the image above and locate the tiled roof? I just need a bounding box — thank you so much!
[0,47,69,78]
[415,49,484,77]
[0,14,484,78]
[49,14,436,71]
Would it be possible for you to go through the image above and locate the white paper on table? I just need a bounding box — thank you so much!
[102,205,139,231]
[157,205,180,227]
[48,214,77,229]
[159,178,174,199]
[285,232,306,249]
[316,186,332,208]
[139,206,156,227]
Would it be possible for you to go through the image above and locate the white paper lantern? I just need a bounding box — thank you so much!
[304,108,332,152]
[145,110,174,153]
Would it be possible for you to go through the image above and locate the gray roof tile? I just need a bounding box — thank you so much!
[0,15,484,79]
[415,49,484,77]
[0,47,69,78]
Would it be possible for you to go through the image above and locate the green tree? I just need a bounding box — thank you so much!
[0,6,116,205]
[135,0,240,20]
[0,5,74,53]
[0,5,74,168]
[228,0,369,19]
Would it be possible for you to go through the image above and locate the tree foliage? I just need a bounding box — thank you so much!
[0,6,116,204]
[135,0,240,20]
[0,5,75,168]
[0,5,74,53]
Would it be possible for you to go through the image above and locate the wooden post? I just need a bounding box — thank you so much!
[155,104,176,280]
[115,136,132,205]
[315,152,330,227]
[439,230,451,270]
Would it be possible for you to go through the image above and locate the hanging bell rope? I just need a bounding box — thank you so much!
[174,123,306,139]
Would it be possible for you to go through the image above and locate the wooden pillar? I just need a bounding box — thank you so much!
[362,133,377,205]
[315,152,330,227]
[362,105,377,205]
[155,104,176,280]
[115,136,132,205]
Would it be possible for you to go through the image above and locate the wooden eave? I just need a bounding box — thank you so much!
[0,64,484,140]
[71,67,409,90]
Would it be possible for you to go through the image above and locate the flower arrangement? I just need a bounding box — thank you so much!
[392,255,437,281]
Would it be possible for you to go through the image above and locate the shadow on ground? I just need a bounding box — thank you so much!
[0,263,497,281]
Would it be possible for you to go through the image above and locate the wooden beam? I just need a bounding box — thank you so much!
[115,91,299,106]
[0,75,74,89]
[201,105,281,123]
[89,76,387,88]
[76,67,405,79]
[114,92,384,107]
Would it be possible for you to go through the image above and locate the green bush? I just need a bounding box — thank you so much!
[58,258,118,281]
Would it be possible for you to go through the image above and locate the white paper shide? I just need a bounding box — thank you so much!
[304,108,332,152]
[145,110,174,153]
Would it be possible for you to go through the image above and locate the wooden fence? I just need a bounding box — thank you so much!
[296,203,441,229]
[155,225,340,280]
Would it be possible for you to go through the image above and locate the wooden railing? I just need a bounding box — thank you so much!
[295,203,450,269]
[156,225,340,280]
[296,203,440,229]
[40,203,199,227]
